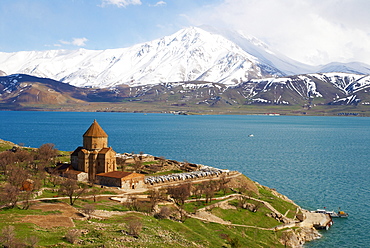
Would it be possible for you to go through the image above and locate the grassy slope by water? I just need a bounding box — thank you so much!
[0,140,301,247]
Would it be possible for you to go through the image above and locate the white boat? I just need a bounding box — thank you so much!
[314,209,349,218]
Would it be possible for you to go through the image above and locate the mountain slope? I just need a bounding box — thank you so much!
[0,27,283,88]
[199,26,314,76]
[316,62,370,75]
[3,26,369,90]
[1,73,369,113]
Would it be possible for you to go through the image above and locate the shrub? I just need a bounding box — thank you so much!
[127,219,143,237]
[65,229,81,244]
[155,206,172,219]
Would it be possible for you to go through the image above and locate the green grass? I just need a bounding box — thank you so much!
[36,189,59,199]
[56,150,71,163]
[183,198,225,213]
[0,139,15,152]
[0,207,69,247]
[0,192,292,247]
[258,187,298,219]
[0,207,54,216]
[210,204,280,228]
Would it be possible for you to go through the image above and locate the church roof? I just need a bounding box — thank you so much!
[83,119,108,137]
[96,171,144,179]
[99,147,114,154]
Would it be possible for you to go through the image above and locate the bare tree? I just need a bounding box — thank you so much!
[218,174,231,195]
[0,226,16,247]
[125,195,139,211]
[19,191,34,210]
[155,206,172,219]
[193,183,205,202]
[65,229,81,244]
[6,165,29,188]
[203,180,217,203]
[25,235,39,248]
[31,176,42,191]
[131,152,145,173]
[132,159,142,173]
[14,149,33,164]
[49,169,62,187]
[0,151,15,174]
[58,179,86,206]
[139,151,144,161]
[116,157,127,171]
[127,219,143,237]
[148,189,166,211]
[82,204,95,219]
[90,187,101,202]
[204,187,215,204]
[37,143,58,164]
[1,184,20,208]
[167,183,191,206]
[35,163,47,187]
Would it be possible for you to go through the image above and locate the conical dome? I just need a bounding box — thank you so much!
[83,119,108,137]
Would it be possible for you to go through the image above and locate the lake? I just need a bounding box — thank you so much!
[0,111,369,247]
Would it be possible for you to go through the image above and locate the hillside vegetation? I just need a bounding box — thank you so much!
[0,140,318,247]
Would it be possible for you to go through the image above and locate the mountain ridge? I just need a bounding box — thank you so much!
[1,26,370,89]
[1,72,369,115]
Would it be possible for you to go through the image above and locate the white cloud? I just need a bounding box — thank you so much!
[72,38,88,46]
[59,38,88,47]
[100,0,142,8]
[150,1,166,7]
[188,0,370,65]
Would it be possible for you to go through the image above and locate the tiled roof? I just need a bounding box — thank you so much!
[99,147,112,154]
[71,146,83,156]
[64,169,85,175]
[83,120,108,137]
[55,163,72,171]
[96,171,144,179]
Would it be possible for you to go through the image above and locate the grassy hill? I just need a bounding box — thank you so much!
[0,140,319,247]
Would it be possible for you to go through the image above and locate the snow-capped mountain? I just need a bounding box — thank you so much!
[0,27,279,88]
[0,26,370,89]
[198,26,314,76]
[316,62,370,75]
[2,72,369,108]
[237,72,370,105]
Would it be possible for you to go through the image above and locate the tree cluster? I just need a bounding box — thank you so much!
[0,143,58,208]
[0,225,39,248]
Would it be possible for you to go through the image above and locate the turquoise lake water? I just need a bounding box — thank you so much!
[0,111,369,247]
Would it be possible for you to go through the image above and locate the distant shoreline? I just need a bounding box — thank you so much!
[0,109,368,117]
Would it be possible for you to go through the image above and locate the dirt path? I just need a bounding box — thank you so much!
[180,194,296,231]
[19,202,83,228]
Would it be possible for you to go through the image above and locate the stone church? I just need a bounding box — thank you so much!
[71,120,117,182]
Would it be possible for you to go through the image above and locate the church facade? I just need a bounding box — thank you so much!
[71,120,117,182]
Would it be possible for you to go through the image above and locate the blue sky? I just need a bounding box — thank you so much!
[0,0,216,51]
[1,0,370,66]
